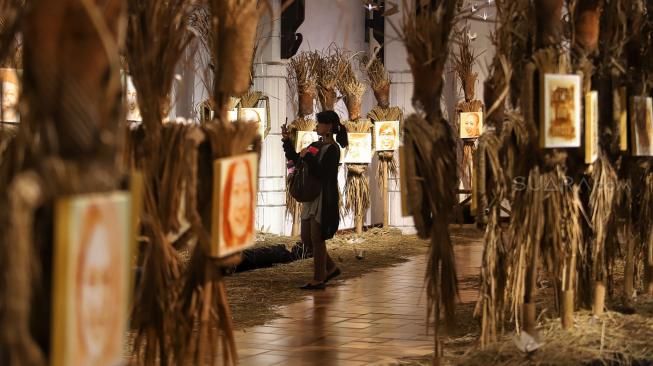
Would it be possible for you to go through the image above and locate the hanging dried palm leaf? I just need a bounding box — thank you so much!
[0,1,126,365]
[124,0,196,363]
[398,1,460,361]
[359,53,390,108]
[288,51,317,117]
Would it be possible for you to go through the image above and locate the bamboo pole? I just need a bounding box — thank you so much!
[382,163,389,228]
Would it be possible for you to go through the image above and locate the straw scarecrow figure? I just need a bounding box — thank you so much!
[362,54,402,228]
[452,27,484,213]
[340,53,372,235]
[0,0,127,365]
[399,1,460,363]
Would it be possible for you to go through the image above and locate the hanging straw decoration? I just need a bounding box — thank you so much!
[288,51,317,117]
[344,119,373,234]
[313,47,348,111]
[174,120,261,366]
[399,1,459,362]
[124,0,198,363]
[0,1,126,365]
[368,106,401,184]
[359,54,390,108]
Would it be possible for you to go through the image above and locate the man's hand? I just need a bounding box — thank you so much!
[299,147,308,158]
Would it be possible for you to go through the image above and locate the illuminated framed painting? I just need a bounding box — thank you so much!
[0,68,20,123]
[51,192,133,366]
[374,120,400,151]
[123,75,142,122]
[295,130,319,153]
[540,73,582,148]
[459,112,483,139]
[211,152,258,258]
[344,133,373,164]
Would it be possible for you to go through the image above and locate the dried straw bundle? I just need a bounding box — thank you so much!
[0,0,24,68]
[288,51,317,117]
[239,90,262,108]
[0,1,126,365]
[359,54,390,108]
[209,0,265,98]
[313,47,348,111]
[368,106,402,185]
[342,81,366,121]
[587,154,619,313]
[474,130,510,348]
[125,0,197,363]
[400,1,460,361]
[452,27,480,102]
[174,120,261,366]
[343,119,372,233]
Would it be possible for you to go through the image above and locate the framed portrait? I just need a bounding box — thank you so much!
[0,68,20,123]
[123,75,142,122]
[51,192,133,366]
[374,121,400,151]
[630,96,653,157]
[540,73,582,148]
[460,112,483,139]
[211,152,258,258]
[295,130,319,153]
[344,133,372,164]
[585,91,599,164]
[235,95,271,140]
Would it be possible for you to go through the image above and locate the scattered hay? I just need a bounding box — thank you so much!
[455,309,653,366]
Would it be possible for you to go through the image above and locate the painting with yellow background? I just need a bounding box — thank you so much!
[51,192,133,366]
[374,121,400,151]
[460,111,483,139]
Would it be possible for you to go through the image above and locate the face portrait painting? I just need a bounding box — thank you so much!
[221,157,255,252]
[75,201,126,365]
[460,112,482,139]
[376,121,399,151]
[0,68,19,122]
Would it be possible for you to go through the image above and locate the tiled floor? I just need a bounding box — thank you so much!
[234,242,482,365]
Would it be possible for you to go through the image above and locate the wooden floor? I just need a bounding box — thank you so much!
[232,239,483,366]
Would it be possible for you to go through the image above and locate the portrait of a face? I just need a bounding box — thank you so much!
[460,112,483,139]
[585,91,599,164]
[295,131,319,153]
[374,121,400,151]
[211,153,258,258]
[631,96,653,156]
[541,73,582,148]
[52,192,132,366]
[125,76,142,122]
[238,107,267,138]
[344,133,372,164]
[0,68,19,123]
